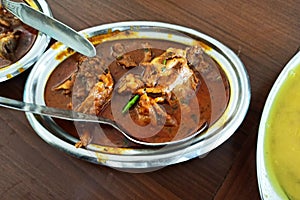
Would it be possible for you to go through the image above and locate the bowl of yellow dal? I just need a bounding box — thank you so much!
[257,50,300,200]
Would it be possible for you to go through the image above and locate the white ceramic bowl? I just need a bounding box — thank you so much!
[257,51,300,199]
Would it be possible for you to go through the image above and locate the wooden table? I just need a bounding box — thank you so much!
[0,0,299,199]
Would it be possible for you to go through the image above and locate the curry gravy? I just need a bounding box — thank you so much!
[44,38,230,147]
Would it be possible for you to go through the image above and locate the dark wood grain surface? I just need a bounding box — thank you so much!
[0,0,299,199]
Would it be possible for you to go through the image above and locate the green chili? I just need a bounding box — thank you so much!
[162,59,167,65]
[122,94,140,114]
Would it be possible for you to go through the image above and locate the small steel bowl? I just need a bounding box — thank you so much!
[0,0,51,82]
[24,21,250,172]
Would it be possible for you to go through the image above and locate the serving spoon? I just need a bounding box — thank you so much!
[0,96,208,146]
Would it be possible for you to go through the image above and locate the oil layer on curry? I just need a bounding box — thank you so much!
[45,33,230,148]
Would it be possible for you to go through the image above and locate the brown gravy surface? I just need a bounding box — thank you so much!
[44,38,230,147]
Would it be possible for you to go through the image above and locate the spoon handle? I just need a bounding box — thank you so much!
[0,96,114,125]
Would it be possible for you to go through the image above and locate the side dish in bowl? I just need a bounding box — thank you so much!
[24,22,250,171]
[0,0,51,82]
[257,51,300,200]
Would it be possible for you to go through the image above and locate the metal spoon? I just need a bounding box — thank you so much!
[0,96,207,146]
[1,0,96,57]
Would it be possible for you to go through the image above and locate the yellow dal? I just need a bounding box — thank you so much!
[265,64,300,200]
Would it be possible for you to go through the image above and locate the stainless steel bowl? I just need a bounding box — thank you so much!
[0,0,51,82]
[24,21,250,172]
